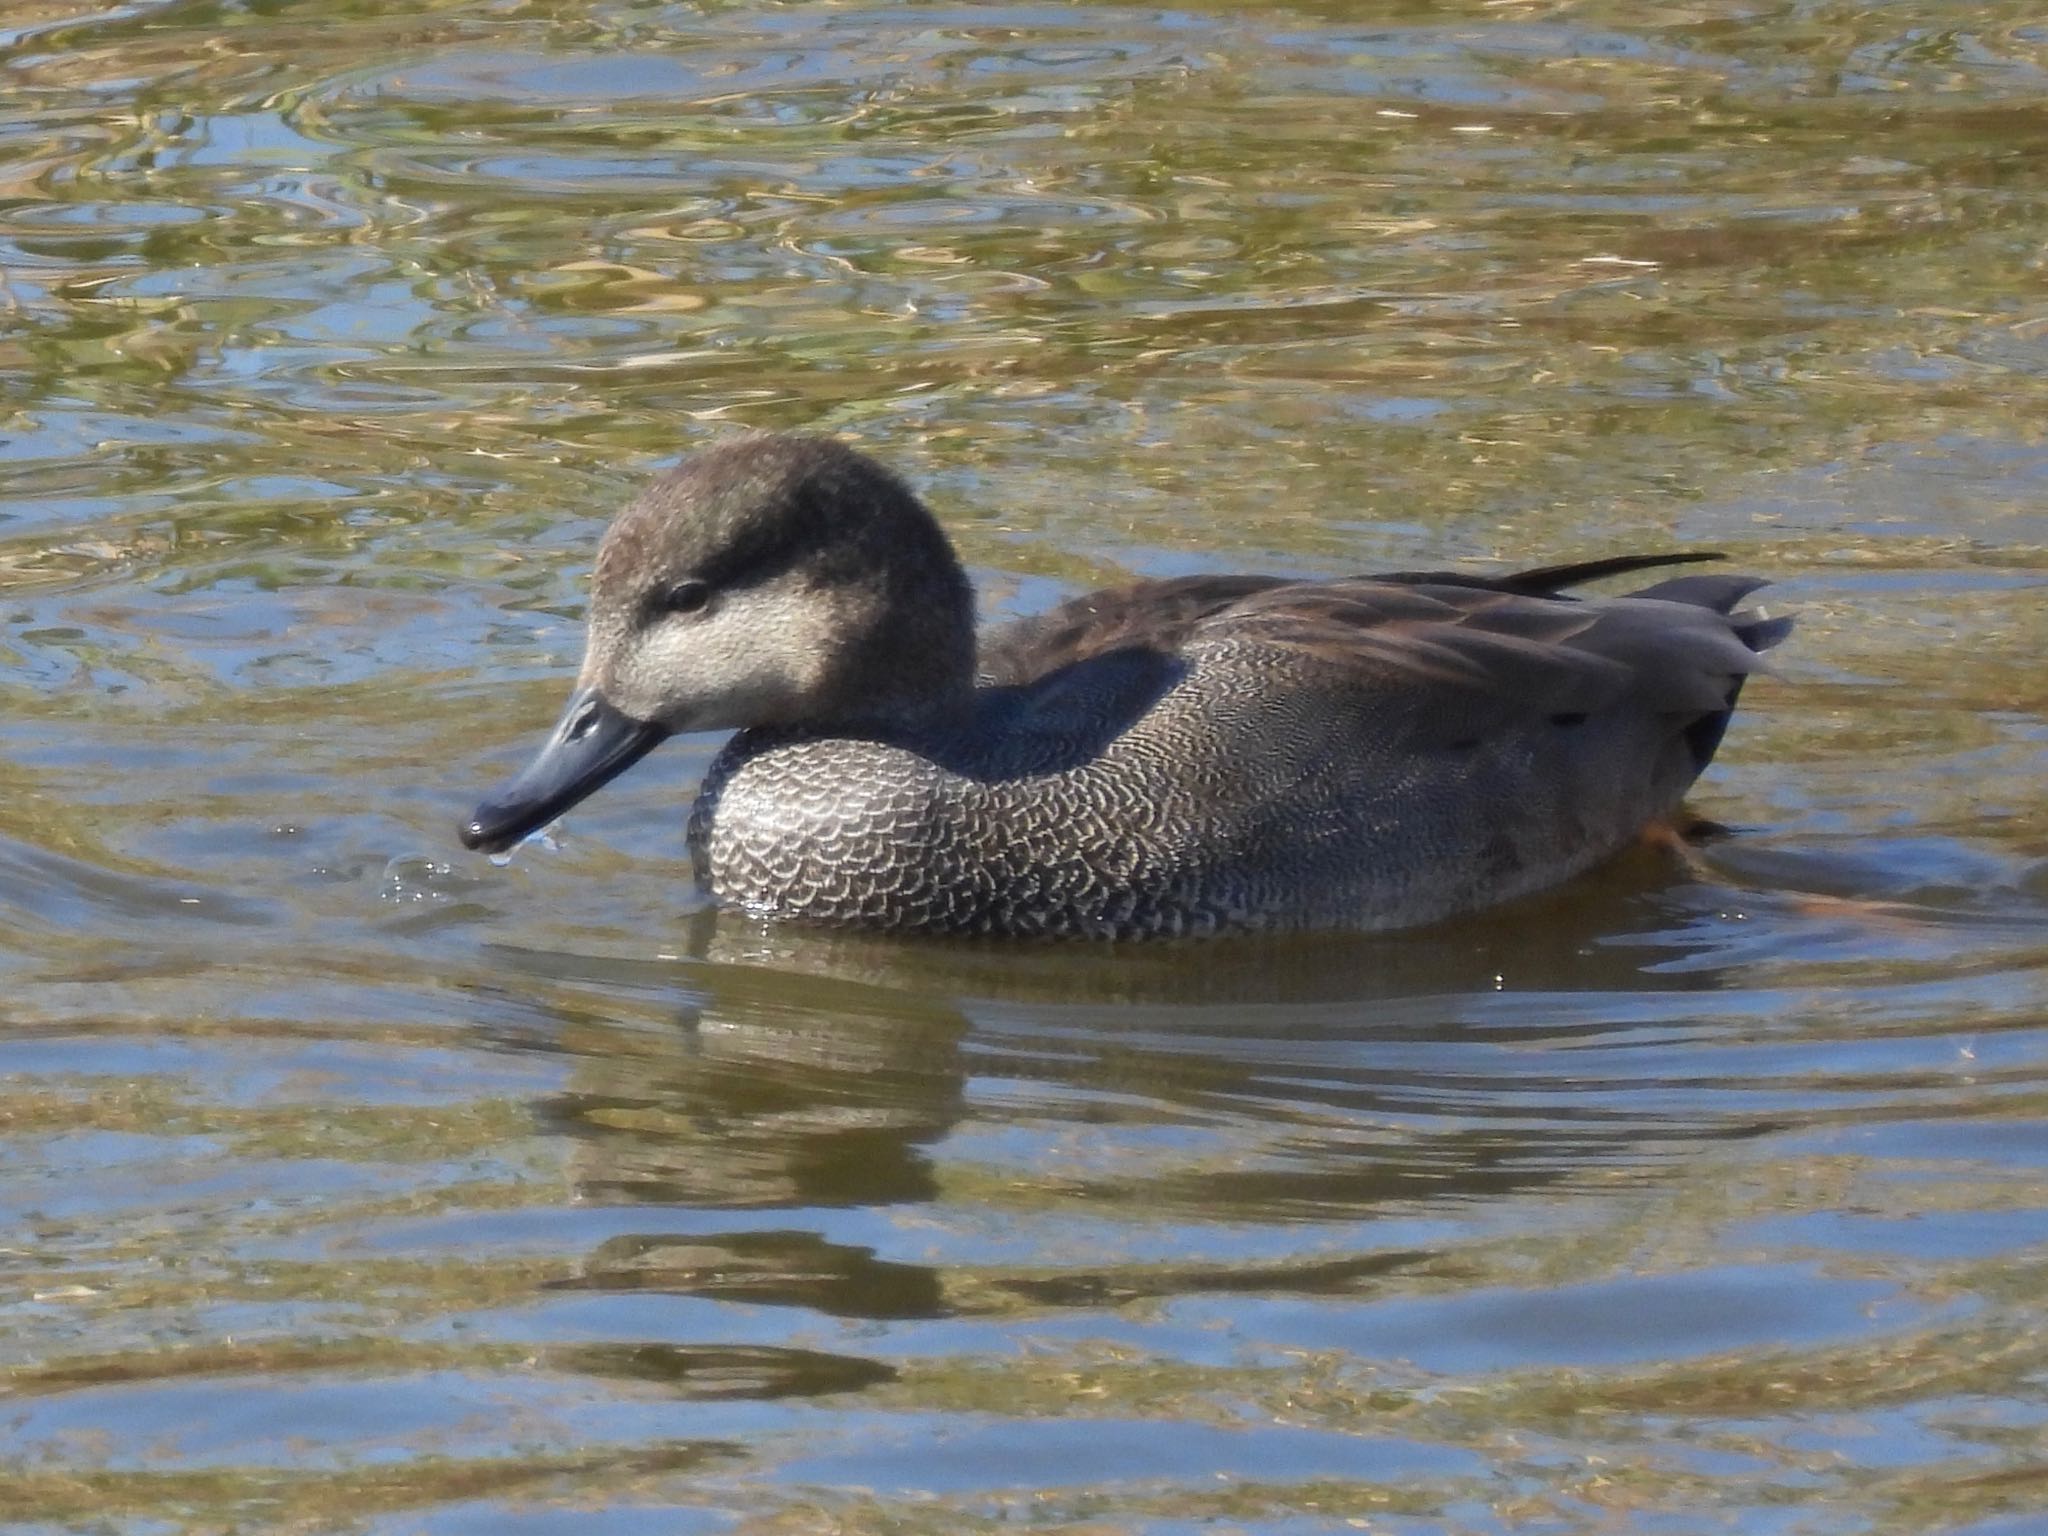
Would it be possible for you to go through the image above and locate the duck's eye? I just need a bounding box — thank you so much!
[656,579,712,618]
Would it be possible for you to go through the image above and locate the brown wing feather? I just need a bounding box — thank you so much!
[978,574,1290,686]
[979,552,1739,689]
[980,555,1784,760]
[1185,574,1782,751]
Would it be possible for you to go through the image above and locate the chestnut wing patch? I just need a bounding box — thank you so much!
[978,575,1291,687]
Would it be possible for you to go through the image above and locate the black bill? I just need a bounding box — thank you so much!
[461,686,668,854]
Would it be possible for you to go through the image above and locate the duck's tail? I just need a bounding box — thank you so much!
[1604,567,1795,771]
[1623,569,1796,656]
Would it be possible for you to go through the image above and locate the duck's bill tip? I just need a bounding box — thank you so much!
[458,813,520,855]
[460,788,564,856]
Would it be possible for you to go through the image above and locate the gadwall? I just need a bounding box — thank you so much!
[462,433,1790,938]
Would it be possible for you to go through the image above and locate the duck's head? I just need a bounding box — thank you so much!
[461,433,975,855]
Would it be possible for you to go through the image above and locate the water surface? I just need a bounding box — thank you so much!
[3,2,2047,1531]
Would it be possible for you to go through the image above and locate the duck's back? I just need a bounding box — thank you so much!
[688,560,1790,938]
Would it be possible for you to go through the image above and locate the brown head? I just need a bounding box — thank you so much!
[462,433,976,854]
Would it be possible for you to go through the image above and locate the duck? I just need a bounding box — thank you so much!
[461,432,1790,939]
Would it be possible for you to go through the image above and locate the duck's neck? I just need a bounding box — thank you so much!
[838,640,977,739]
[819,558,980,738]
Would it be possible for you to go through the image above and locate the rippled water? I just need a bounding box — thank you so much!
[4,1,2047,1531]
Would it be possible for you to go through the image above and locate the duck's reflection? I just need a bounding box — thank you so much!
[527,944,968,1214]
[497,849,1761,1342]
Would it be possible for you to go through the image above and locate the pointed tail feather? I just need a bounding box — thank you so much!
[1730,611,1795,654]
[1502,551,1724,595]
